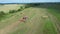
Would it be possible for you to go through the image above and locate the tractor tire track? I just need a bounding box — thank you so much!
[47,13,59,34]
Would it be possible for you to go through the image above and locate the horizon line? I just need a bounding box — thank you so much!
[0,2,60,4]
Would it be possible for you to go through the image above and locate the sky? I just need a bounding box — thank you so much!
[0,0,60,3]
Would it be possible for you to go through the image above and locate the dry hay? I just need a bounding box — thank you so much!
[41,15,49,19]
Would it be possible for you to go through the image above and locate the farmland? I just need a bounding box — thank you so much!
[0,4,24,13]
[0,4,60,34]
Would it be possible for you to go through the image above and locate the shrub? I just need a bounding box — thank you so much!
[25,6,29,8]
[0,11,5,17]
[20,6,23,10]
[9,10,17,13]
[17,9,21,11]
[25,5,30,8]
[0,11,5,15]
[20,6,25,10]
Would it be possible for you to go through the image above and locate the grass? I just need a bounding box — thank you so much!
[0,6,29,28]
[9,8,37,34]
[47,8,60,34]
[0,6,58,34]
[9,8,58,34]
[47,8,60,21]
[43,19,57,34]
[0,9,24,29]
[0,13,18,29]
[9,23,27,34]
[8,8,57,34]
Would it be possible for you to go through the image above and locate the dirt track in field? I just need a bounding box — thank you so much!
[0,7,58,34]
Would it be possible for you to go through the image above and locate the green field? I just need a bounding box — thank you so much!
[0,4,60,34]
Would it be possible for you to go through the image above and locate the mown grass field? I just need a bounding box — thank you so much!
[0,4,59,34]
[47,8,60,34]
